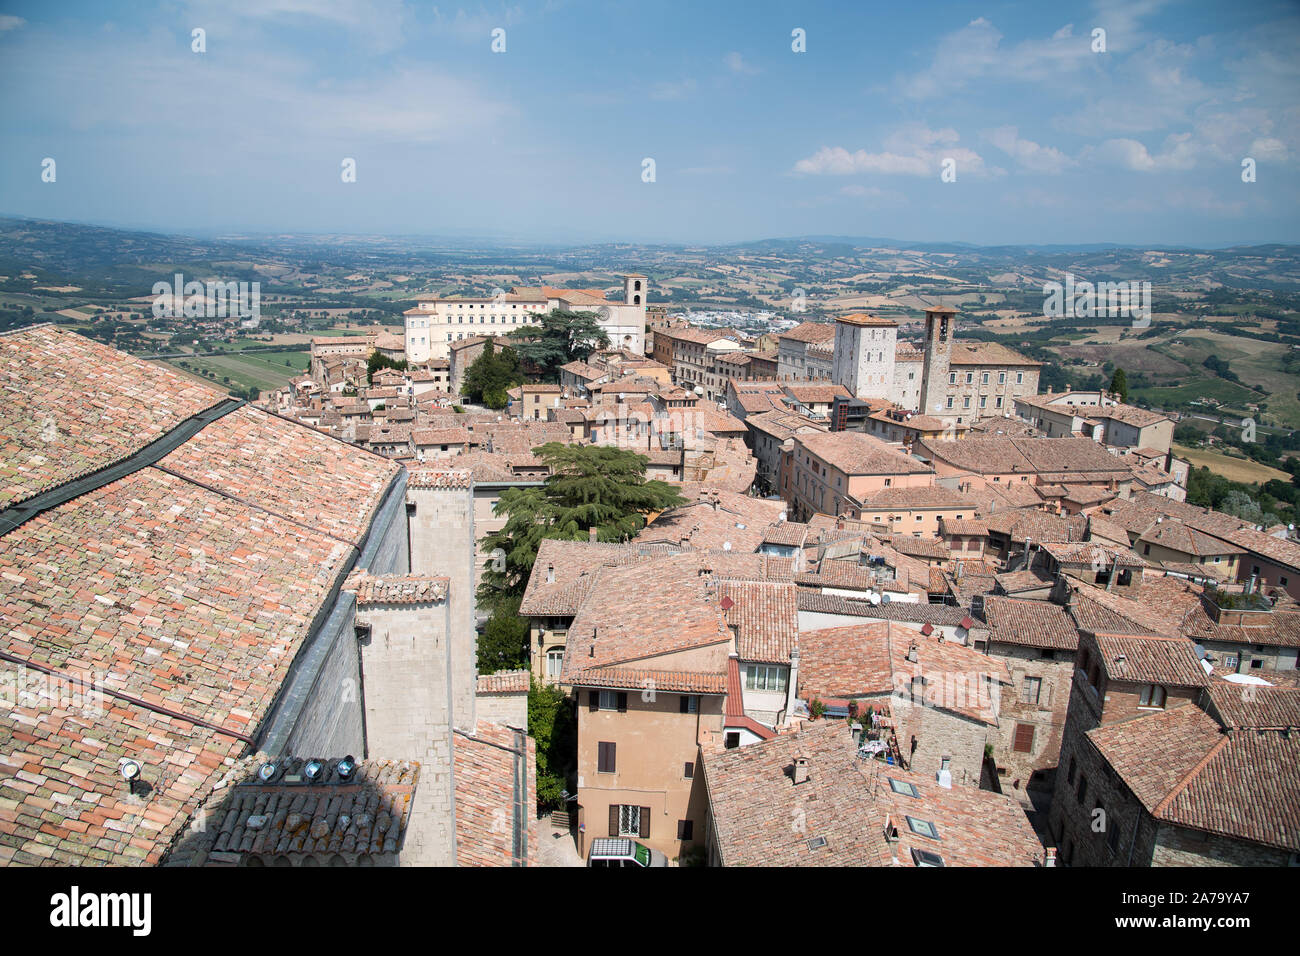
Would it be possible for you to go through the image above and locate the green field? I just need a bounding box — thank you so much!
[1129,377,1261,409]
[164,348,309,392]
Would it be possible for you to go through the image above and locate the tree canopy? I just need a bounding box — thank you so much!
[1109,367,1129,403]
[506,308,610,375]
[460,338,523,408]
[367,350,407,383]
[477,442,686,607]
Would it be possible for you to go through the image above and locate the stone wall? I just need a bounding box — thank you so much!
[407,480,478,730]
[355,594,456,866]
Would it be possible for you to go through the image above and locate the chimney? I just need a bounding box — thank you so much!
[546,563,555,584]
[588,527,598,543]
[1044,847,1057,868]
[792,755,810,785]
[906,641,918,663]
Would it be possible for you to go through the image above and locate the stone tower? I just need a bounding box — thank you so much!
[832,312,897,400]
[623,273,646,306]
[919,306,957,416]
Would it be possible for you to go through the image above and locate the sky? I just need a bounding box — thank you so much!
[0,0,1297,247]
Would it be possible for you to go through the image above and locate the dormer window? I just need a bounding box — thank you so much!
[1138,684,1166,709]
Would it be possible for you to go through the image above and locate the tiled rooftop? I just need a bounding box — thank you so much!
[703,720,1041,867]
[0,330,400,866]
[0,325,226,508]
[1087,693,1300,853]
[796,431,933,477]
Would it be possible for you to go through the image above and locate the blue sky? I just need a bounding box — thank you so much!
[0,0,1297,246]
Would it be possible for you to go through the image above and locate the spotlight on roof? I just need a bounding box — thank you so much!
[337,755,357,781]
[118,757,141,784]
[304,759,325,783]
[257,761,277,782]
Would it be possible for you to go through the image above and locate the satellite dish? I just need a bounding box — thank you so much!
[723,541,732,551]
[869,591,882,605]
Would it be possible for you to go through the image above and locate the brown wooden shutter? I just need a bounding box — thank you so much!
[589,690,599,712]
[597,741,616,773]
[639,807,650,839]
[679,695,689,713]
[609,804,619,836]
[1014,723,1035,753]
[617,692,628,713]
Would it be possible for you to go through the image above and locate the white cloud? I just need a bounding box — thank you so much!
[793,125,999,178]
[1083,133,1198,172]
[899,17,1101,100]
[0,15,25,32]
[983,126,1075,174]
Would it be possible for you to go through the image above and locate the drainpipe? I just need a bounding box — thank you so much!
[784,647,801,725]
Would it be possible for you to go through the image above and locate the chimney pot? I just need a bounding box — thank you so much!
[792,756,810,785]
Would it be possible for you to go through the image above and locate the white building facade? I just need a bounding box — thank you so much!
[404,275,648,363]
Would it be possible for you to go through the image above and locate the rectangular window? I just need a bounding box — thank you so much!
[905,816,939,840]
[597,741,616,774]
[1016,372,1024,384]
[546,650,564,678]
[745,665,788,692]
[684,762,694,779]
[617,804,643,837]
[888,777,919,798]
[677,819,694,841]
[599,690,618,711]
[1138,684,1166,708]
[1021,676,1042,705]
[679,694,699,714]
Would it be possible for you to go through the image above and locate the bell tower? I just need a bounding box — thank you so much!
[919,306,956,417]
[623,274,646,306]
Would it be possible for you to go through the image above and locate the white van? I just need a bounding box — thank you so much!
[586,838,669,867]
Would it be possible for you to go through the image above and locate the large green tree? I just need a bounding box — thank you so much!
[1109,367,1129,403]
[476,594,529,673]
[460,338,523,408]
[477,442,686,608]
[367,350,407,383]
[506,308,610,375]
[528,678,577,810]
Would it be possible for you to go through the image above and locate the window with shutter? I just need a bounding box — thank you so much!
[639,807,650,839]
[617,692,628,713]
[1013,723,1035,753]
[678,819,694,841]
[597,741,616,773]
[589,691,599,712]
[609,804,619,837]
